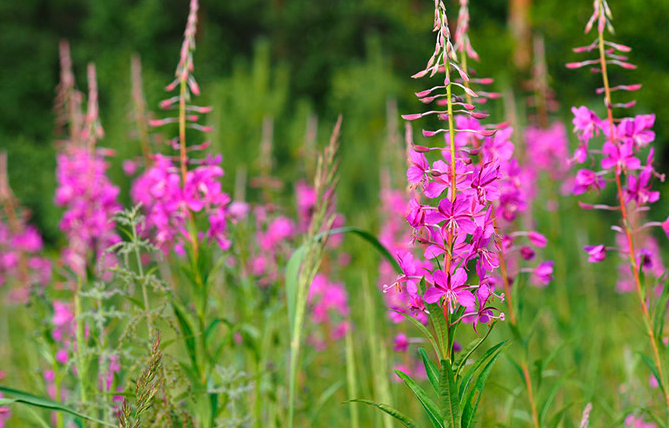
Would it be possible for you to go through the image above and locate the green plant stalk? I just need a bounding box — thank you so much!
[73,278,88,407]
[362,278,393,428]
[345,325,360,428]
[597,25,669,412]
[133,223,153,338]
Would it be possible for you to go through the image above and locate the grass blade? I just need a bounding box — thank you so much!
[348,399,424,428]
[0,386,115,427]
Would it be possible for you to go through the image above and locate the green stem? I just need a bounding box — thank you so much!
[74,278,88,407]
[597,25,669,412]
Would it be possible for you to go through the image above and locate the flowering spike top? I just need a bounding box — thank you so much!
[390,0,512,337]
[152,0,213,182]
[567,0,669,410]
[132,0,230,255]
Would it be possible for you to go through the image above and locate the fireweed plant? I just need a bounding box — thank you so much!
[567,0,669,418]
[354,2,512,427]
[452,2,558,428]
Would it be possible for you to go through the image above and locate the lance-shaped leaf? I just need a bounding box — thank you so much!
[460,342,509,428]
[396,370,444,428]
[348,399,423,428]
[0,386,115,427]
[439,360,461,428]
[418,348,441,394]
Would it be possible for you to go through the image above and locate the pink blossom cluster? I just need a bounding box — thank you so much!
[0,220,52,302]
[524,123,570,181]
[55,147,121,275]
[386,0,554,330]
[378,188,428,325]
[625,415,657,428]
[307,273,351,351]
[51,301,75,368]
[137,0,231,256]
[388,0,506,330]
[391,333,427,383]
[131,154,231,254]
[568,106,667,271]
[0,392,9,428]
[247,207,296,286]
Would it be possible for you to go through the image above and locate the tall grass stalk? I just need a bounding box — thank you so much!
[287,116,342,428]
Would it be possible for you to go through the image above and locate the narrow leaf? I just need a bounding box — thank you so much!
[396,370,444,428]
[418,348,440,394]
[348,399,423,428]
[0,386,115,427]
[439,360,460,428]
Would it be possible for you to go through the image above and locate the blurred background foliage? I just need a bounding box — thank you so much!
[1,0,668,243]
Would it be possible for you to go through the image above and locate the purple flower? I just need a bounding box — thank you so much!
[469,162,500,204]
[618,114,655,149]
[601,141,641,171]
[573,169,606,195]
[584,244,606,263]
[532,261,554,287]
[527,231,547,248]
[407,150,429,184]
[424,268,474,313]
[426,194,476,236]
[626,166,659,206]
[520,246,535,260]
[464,284,498,333]
[393,333,409,352]
[571,106,600,142]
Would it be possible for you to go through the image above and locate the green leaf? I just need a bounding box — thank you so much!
[395,310,442,360]
[653,278,669,339]
[459,341,507,399]
[539,370,573,426]
[316,227,401,272]
[439,360,460,428]
[285,246,306,335]
[309,380,344,424]
[348,399,423,428]
[0,386,115,427]
[418,348,440,394]
[460,343,509,428]
[395,370,444,428]
[171,301,199,376]
[454,323,495,377]
[640,353,665,395]
[421,282,448,358]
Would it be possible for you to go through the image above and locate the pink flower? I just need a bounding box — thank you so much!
[531,261,554,287]
[426,194,476,236]
[618,114,655,149]
[424,268,474,312]
[0,392,11,427]
[601,141,641,171]
[527,232,547,248]
[52,301,74,326]
[583,244,606,263]
[407,150,429,184]
[393,333,409,352]
[573,169,606,195]
[571,106,600,142]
